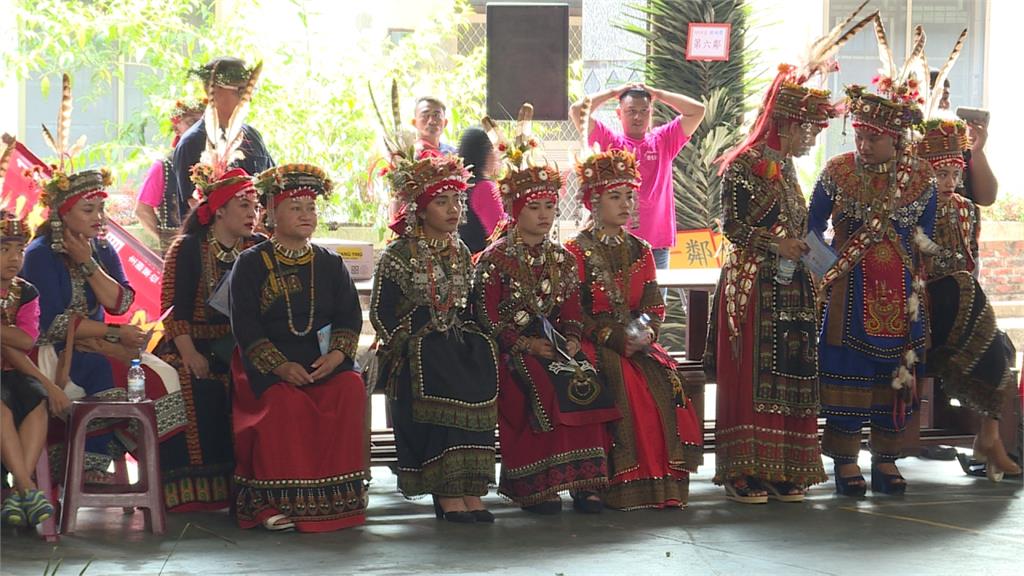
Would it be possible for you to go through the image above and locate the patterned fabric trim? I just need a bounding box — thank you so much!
[396,445,495,498]
[499,451,608,507]
[603,476,689,511]
[234,473,368,526]
[164,472,232,510]
[330,329,359,359]
[245,338,288,374]
[713,424,827,487]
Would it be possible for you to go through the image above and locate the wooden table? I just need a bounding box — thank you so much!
[655,268,720,362]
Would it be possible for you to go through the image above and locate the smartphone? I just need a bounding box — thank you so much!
[956,106,990,127]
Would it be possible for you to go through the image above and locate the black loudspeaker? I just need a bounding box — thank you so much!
[486,3,569,121]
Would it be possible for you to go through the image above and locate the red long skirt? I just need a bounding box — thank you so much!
[713,283,826,487]
[497,366,611,506]
[231,352,369,532]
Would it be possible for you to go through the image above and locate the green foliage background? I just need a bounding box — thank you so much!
[5,0,486,238]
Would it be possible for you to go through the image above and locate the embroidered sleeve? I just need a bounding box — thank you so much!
[230,247,279,369]
[161,236,199,340]
[330,329,359,359]
[473,259,515,348]
[723,170,775,256]
[327,250,363,359]
[369,245,414,348]
[43,312,71,344]
[96,243,136,315]
[807,175,835,239]
[637,245,665,340]
[244,338,288,374]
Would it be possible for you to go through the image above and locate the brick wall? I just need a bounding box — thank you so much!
[978,225,1024,302]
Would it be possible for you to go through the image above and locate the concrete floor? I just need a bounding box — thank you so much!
[1,452,1021,576]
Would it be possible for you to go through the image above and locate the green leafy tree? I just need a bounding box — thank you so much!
[621,0,761,232]
[5,0,485,239]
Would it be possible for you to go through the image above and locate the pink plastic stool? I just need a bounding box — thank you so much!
[61,398,165,535]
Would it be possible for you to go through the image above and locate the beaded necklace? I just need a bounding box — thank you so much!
[270,237,315,336]
[589,226,632,324]
[411,233,468,332]
[208,227,242,264]
[508,231,563,327]
[0,279,20,326]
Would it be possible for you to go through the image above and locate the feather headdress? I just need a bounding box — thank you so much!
[716,4,874,175]
[915,28,970,169]
[187,61,262,225]
[846,14,929,139]
[23,73,112,252]
[191,61,262,196]
[493,103,561,225]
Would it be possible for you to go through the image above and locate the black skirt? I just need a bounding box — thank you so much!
[1,370,48,426]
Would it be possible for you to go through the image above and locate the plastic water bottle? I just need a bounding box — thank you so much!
[127,359,146,402]
[775,256,797,285]
[625,313,652,344]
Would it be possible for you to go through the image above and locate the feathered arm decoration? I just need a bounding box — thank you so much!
[927,28,968,120]
[873,13,897,83]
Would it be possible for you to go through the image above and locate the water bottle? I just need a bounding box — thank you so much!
[775,256,797,285]
[625,313,652,344]
[127,359,146,402]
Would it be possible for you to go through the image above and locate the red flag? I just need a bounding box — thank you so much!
[2,140,166,349]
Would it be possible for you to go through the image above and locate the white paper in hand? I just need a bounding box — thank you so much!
[801,231,837,278]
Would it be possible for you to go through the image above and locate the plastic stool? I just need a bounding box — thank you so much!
[61,398,165,535]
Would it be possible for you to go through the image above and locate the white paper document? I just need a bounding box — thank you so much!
[801,231,837,278]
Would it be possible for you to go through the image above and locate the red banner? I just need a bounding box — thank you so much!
[2,139,166,349]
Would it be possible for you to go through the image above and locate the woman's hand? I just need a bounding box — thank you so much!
[777,238,809,261]
[310,350,346,380]
[181,349,210,379]
[566,337,580,358]
[529,338,556,360]
[46,384,72,418]
[63,230,94,265]
[273,362,315,386]
[118,324,148,350]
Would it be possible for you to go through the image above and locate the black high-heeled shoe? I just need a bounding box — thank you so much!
[570,491,604,514]
[469,509,495,523]
[432,496,476,523]
[870,462,907,495]
[833,464,867,497]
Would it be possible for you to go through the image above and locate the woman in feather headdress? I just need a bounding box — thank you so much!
[474,105,619,515]
[21,74,184,485]
[369,81,500,523]
[808,15,938,497]
[564,104,703,511]
[154,72,268,513]
[704,2,876,503]
[911,30,1021,482]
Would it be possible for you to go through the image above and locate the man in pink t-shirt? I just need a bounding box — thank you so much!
[570,84,705,268]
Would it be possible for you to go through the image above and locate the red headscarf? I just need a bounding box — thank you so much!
[196,168,255,225]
